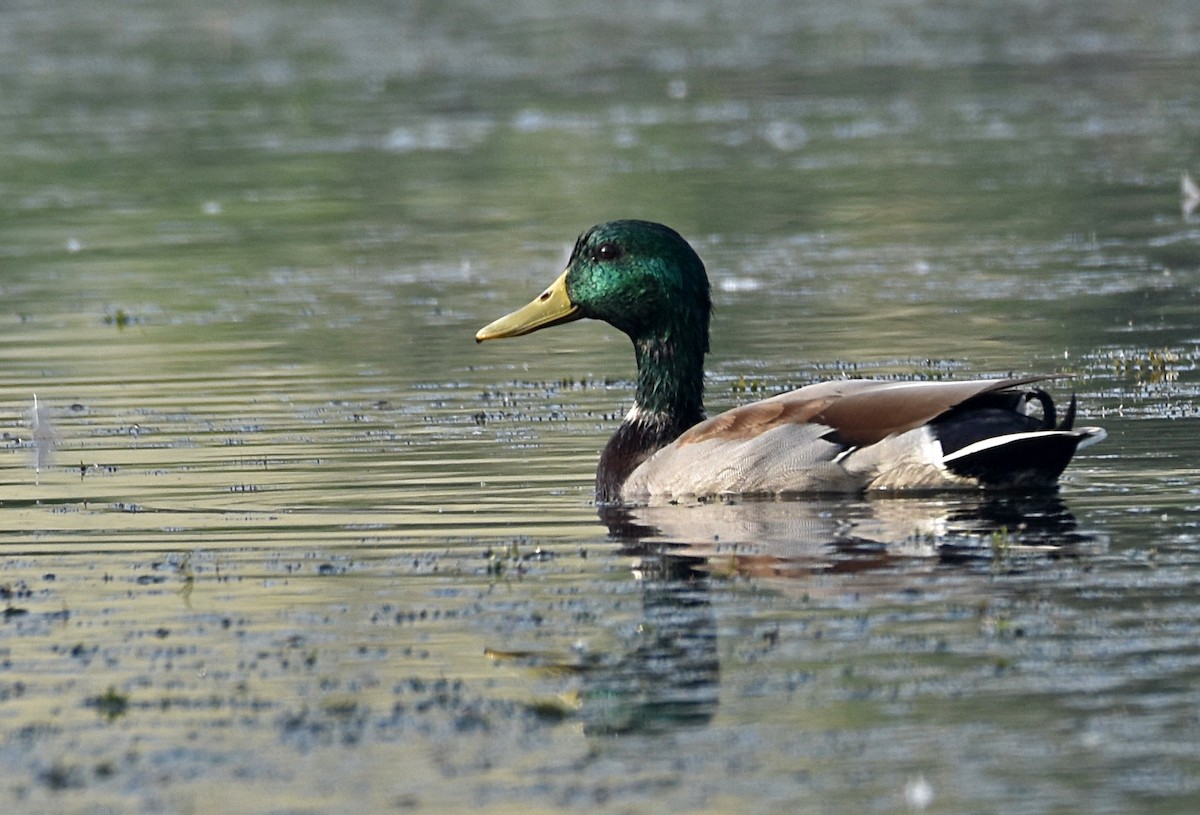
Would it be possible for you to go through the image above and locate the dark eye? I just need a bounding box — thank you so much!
[593,242,623,262]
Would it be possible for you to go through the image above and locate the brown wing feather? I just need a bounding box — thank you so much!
[678,396,836,444]
[679,375,1061,448]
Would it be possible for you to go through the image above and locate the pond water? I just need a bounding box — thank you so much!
[2,1,1200,813]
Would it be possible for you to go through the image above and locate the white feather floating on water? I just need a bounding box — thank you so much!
[1182,171,1199,219]
[28,394,58,481]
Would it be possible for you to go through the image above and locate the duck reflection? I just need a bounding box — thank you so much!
[602,493,1099,580]
[486,530,719,735]
[579,560,718,735]
[490,494,1099,736]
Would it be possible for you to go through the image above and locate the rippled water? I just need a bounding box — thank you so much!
[3,1,1200,813]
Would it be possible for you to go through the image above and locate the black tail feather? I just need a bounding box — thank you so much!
[944,433,1085,487]
[1027,389,1057,431]
[1058,394,1077,431]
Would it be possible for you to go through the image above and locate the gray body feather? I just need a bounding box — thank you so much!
[621,378,1105,504]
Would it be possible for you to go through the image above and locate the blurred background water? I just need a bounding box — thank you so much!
[2,1,1200,813]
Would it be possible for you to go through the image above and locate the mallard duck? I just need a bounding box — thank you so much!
[476,220,1105,504]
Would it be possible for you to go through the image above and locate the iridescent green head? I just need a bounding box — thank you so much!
[476,220,711,352]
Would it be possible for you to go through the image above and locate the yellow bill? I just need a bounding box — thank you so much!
[476,269,582,342]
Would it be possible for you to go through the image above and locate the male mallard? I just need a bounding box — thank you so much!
[477,220,1105,504]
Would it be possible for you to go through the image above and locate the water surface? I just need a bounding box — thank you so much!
[2,2,1200,813]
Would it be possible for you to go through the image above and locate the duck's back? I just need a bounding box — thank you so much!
[619,377,1105,503]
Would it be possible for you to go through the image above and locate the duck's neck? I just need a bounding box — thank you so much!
[596,335,706,503]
